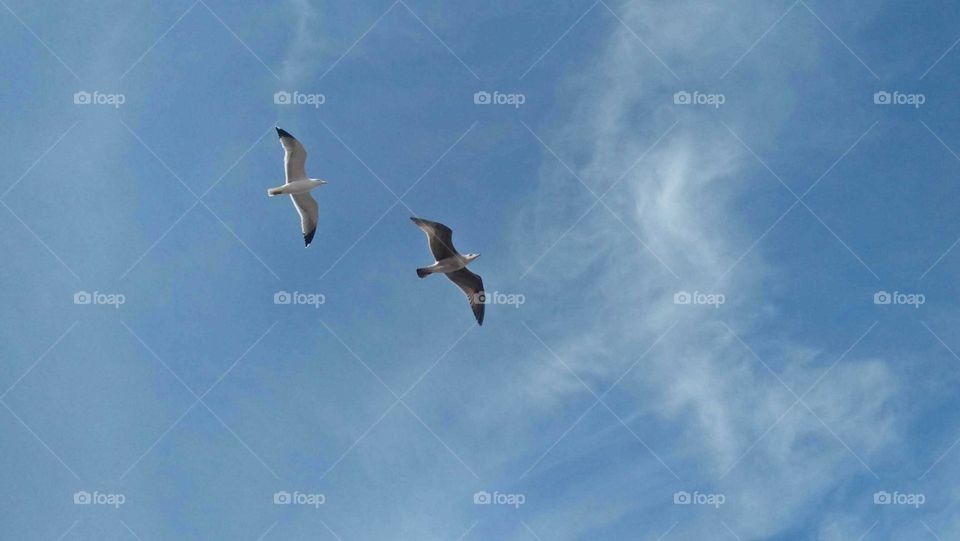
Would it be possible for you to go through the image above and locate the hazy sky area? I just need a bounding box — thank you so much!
[4,1,960,539]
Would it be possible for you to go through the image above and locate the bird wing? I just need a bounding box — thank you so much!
[290,193,318,247]
[277,128,308,182]
[410,217,457,261]
[446,268,485,325]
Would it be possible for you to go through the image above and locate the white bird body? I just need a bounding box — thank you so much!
[267,179,326,196]
[421,254,479,274]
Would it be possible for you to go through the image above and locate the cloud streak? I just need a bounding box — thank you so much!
[507,1,899,538]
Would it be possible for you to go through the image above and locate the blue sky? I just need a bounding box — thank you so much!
[3,0,960,539]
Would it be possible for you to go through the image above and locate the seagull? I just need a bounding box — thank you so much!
[411,217,485,325]
[267,128,328,247]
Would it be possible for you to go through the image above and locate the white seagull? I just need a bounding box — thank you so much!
[267,128,328,247]
[411,217,485,325]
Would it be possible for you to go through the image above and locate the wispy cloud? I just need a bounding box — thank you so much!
[508,1,898,538]
[279,0,326,82]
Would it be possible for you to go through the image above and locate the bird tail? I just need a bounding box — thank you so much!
[416,267,433,278]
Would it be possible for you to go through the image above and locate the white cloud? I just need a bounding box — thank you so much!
[280,0,326,82]
[505,1,900,538]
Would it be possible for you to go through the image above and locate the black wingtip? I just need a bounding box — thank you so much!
[474,295,485,326]
[303,228,316,247]
[276,127,293,139]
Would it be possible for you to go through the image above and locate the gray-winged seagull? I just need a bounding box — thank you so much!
[411,217,485,325]
[267,127,328,247]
